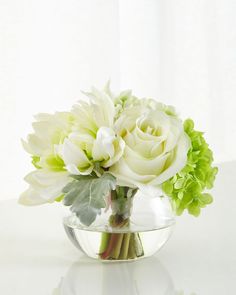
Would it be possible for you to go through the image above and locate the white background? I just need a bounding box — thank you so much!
[0,0,236,200]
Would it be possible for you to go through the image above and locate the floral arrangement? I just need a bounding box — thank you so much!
[19,83,218,260]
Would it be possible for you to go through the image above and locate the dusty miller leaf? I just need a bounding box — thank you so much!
[62,173,116,226]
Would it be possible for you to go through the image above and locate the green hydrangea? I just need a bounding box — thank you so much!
[162,119,218,217]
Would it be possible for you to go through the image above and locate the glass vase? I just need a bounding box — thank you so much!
[63,188,175,261]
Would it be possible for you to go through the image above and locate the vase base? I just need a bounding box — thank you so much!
[64,221,174,261]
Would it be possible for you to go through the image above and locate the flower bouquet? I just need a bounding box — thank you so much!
[19,83,218,261]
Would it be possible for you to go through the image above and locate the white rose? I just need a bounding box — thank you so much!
[109,103,190,188]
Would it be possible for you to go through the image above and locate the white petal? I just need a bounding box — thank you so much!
[149,132,191,186]
[164,117,183,153]
[24,169,68,187]
[102,137,125,168]
[72,101,98,135]
[109,157,155,188]
[18,188,47,205]
[60,138,90,168]
[82,87,115,128]
[92,127,115,161]
[22,134,49,156]
[125,130,164,158]
[20,170,70,205]
[124,145,170,175]
[66,164,93,175]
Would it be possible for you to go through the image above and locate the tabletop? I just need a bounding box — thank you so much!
[0,161,235,295]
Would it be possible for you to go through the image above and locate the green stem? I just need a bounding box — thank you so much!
[99,233,120,259]
[127,234,136,259]
[133,233,144,257]
[99,217,144,260]
[119,233,131,260]
[99,232,110,254]
[99,187,144,260]
[110,234,124,259]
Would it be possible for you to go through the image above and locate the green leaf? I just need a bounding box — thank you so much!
[174,178,185,189]
[63,173,116,226]
[162,181,173,194]
[187,181,201,194]
[188,201,201,217]
[176,204,185,216]
[199,193,213,205]
[181,192,193,206]
[184,119,194,133]
[177,191,184,200]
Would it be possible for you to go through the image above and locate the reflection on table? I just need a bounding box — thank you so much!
[52,256,196,295]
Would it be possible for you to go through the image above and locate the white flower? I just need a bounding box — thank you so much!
[19,170,70,205]
[58,86,125,174]
[72,86,115,134]
[109,102,190,188]
[92,127,125,168]
[57,133,94,175]
[22,112,74,157]
[58,127,124,175]
[20,112,74,205]
[19,83,190,208]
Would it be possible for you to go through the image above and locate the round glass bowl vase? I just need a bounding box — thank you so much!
[63,189,175,262]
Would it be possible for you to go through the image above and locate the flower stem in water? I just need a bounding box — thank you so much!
[119,233,131,259]
[99,216,144,260]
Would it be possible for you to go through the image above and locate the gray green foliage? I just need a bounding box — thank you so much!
[62,173,116,226]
